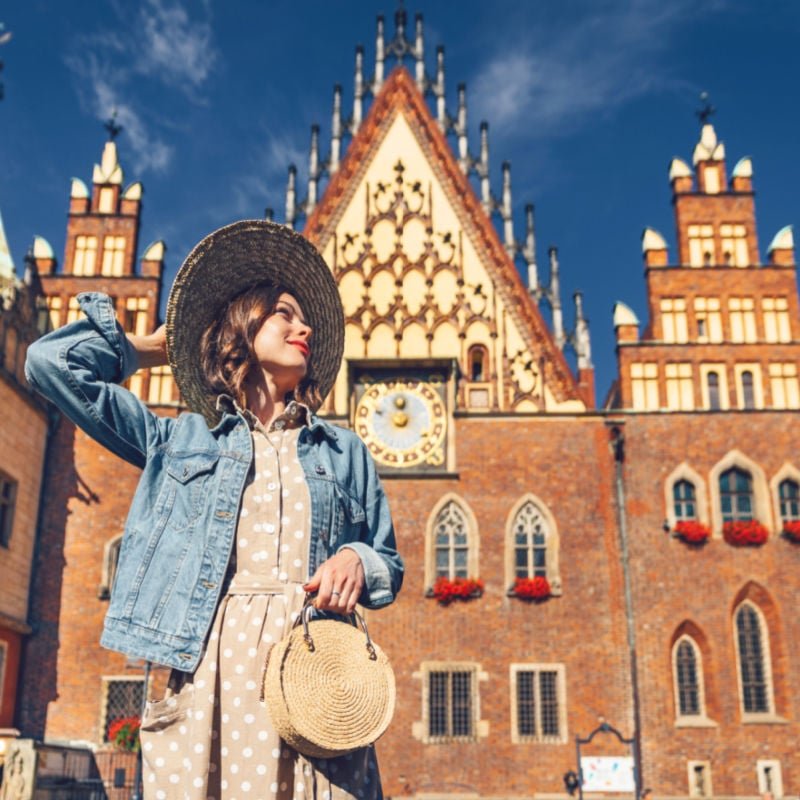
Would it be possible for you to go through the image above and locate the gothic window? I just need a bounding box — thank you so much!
[735,603,772,715]
[768,363,800,409]
[674,638,702,717]
[673,480,697,521]
[688,762,712,797]
[0,471,18,548]
[101,677,144,743]
[505,496,561,594]
[426,497,479,587]
[468,345,488,382]
[511,664,566,743]
[98,187,115,214]
[778,478,800,523]
[706,371,721,410]
[720,468,754,522]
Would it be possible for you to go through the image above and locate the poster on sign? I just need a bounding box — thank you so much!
[580,756,636,792]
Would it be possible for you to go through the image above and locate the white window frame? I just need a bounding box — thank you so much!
[756,759,783,798]
[729,296,757,343]
[504,494,561,595]
[709,451,772,537]
[672,635,713,725]
[733,363,764,410]
[694,297,722,343]
[720,223,748,266]
[424,494,480,590]
[660,298,688,343]
[762,297,791,344]
[733,601,776,721]
[630,362,659,411]
[664,464,709,530]
[768,362,800,409]
[688,224,714,267]
[414,662,487,744]
[510,663,567,744]
[665,362,694,411]
[699,364,728,411]
[687,760,713,797]
[770,463,800,528]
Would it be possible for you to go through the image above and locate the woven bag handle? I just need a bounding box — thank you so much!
[299,599,378,661]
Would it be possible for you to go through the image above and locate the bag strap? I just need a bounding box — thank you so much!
[299,595,377,661]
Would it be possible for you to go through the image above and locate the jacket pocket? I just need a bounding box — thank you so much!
[332,483,366,545]
[158,451,220,532]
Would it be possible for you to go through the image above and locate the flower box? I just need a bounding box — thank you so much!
[430,576,483,603]
[107,716,141,753]
[512,576,552,600]
[722,519,769,546]
[674,520,711,544]
[782,520,800,542]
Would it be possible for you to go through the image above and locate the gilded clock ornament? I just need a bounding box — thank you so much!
[355,379,447,468]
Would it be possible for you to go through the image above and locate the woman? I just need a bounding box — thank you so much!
[25,220,403,800]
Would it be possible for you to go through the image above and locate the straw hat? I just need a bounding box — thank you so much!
[166,219,344,426]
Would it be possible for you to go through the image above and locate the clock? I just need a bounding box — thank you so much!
[354,378,448,469]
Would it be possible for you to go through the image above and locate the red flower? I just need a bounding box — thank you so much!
[431,576,483,603]
[512,576,552,600]
[107,716,141,752]
[674,520,711,544]
[783,520,800,542]
[722,519,769,546]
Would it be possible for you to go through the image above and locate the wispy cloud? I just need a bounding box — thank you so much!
[65,0,218,174]
[470,0,723,140]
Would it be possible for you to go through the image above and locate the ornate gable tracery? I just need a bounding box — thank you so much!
[308,67,584,415]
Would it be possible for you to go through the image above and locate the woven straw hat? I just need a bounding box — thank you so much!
[166,219,344,427]
[263,611,396,758]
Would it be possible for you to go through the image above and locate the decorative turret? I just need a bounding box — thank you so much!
[548,246,565,350]
[767,225,795,267]
[642,227,669,268]
[693,123,727,194]
[0,209,14,282]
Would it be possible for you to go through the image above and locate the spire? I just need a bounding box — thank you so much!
[478,121,491,213]
[434,46,446,129]
[572,292,592,369]
[330,84,343,174]
[285,164,297,229]
[456,83,468,173]
[307,125,320,213]
[414,14,425,89]
[549,246,565,349]
[352,46,364,133]
[501,161,514,253]
[524,204,538,292]
[374,16,385,93]
[104,108,123,142]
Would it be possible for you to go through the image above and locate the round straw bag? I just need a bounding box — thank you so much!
[263,604,395,758]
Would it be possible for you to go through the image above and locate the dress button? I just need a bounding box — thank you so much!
[267,482,277,491]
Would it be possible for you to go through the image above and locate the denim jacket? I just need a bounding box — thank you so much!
[24,293,403,672]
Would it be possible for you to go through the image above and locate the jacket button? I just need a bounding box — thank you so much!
[202,581,217,590]
[179,653,192,661]
[182,467,189,477]
[315,465,326,475]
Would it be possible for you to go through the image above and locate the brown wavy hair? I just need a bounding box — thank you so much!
[199,282,322,411]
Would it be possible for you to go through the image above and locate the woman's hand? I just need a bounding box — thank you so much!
[128,324,168,369]
[303,548,365,614]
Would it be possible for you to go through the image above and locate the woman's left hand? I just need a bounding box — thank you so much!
[303,548,365,614]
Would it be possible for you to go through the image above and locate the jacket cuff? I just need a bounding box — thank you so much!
[77,292,140,379]
[337,543,393,608]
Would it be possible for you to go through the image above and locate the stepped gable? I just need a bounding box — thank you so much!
[304,66,582,406]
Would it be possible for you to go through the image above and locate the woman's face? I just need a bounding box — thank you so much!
[250,292,312,390]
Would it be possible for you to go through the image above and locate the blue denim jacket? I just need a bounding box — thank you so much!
[24,293,403,672]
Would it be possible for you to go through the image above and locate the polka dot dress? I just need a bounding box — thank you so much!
[140,405,382,800]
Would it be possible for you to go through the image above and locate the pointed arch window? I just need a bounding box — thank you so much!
[735,603,772,715]
[674,638,702,716]
[433,500,471,580]
[673,480,697,521]
[505,496,561,595]
[741,370,755,409]
[468,345,488,382]
[778,478,800,523]
[719,468,753,522]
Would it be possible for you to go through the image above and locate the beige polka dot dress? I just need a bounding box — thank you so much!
[140,405,382,800]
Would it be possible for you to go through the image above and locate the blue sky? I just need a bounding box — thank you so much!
[2,0,799,401]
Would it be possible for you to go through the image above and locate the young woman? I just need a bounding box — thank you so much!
[25,220,403,800]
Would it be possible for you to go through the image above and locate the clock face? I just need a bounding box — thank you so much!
[355,379,447,468]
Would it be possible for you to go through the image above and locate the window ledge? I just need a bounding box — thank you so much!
[675,715,718,728]
[742,713,788,725]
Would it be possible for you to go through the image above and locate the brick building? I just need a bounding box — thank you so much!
[13,10,799,799]
[0,212,50,736]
